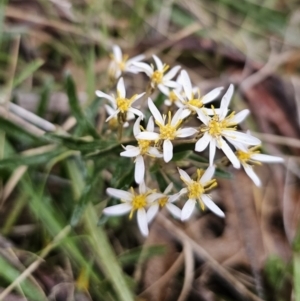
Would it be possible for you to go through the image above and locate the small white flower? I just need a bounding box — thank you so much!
[132,55,181,93]
[178,166,224,221]
[136,98,198,163]
[120,116,163,184]
[103,183,162,236]
[233,142,284,186]
[108,45,145,79]
[159,75,184,107]
[104,104,134,128]
[147,183,181,223]
[195,84,261,168]
[96,77,145,123]
[175,70,224,118]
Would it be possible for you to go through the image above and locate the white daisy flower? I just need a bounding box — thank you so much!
[96,77,145,123]
[178,166,224,221]
[120,116,163,184]
[195,84,261,168]
[175,70,224,118]
[132,55,181,93]
[147,183,181,223]
[136,98,198,163]
[108,45,145,79]
[103,183,162,236]
[159,74,184,107]
[233,142,284,186]
[104,104,134,128]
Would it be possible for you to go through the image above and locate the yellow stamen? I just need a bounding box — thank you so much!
[128,187,153,219]
[151,64,169,85]
[138,139,151,155]
[157,111,181,140]
[236,146,261,165]
[158,196,168,207]
[116,93,138,113]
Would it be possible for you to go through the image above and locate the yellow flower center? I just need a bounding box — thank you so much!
[129,187,154,219]
[236,146,261,165]
[158,196,168,207]
[157,111,181,140]
[151,64,169,85]
[108,117,118,129]
[169,90,178,103]
[138,139,151,155]
[202,108,236,138]
[116,93,138,113]
[188,181,204,199]
[118,54,129,71]
[187,98,203,109]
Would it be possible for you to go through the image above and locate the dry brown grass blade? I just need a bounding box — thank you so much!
[0,225,71,300]
[157,214,264,301]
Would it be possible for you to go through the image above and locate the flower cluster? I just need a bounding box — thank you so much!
[96,45,284,236]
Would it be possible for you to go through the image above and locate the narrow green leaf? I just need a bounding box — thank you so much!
[13,58,44,87]
[294,253,300,301]
[0,116,48,144]
[65,73,99,138]
[0,147,65,170]
[36,79,52,117]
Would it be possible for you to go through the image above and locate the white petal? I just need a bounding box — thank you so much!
[195,132,211,152]
[203,108,224,115]
[139,182,146,194]
[171,108,183,126]
[159,85,170,96]
[163,66,181,81]
[136,131,160,140]
[180,70,193,99]
[202,87,224,104]
[137,208,149,236]
[163,139,173,162]
[148,98,164,124]
[164,99,172,106]
[162,81,179,89]
[181,199,196,221]
[128,108,144,118]
[227,139,248,151]
[251,154,284,163]
[126,54,145,65]
[147,203,159,223]
[147,147,163,157]
[230,109,250,124]
[126,111,135,121]
[95,90,115,106]
[147,193,165,203]
[133,116,142,136]
[176,127,198,138]
[117,77,126,98]
[131,92,145,104]
[166,203,181,219]
[181,108,191,119]
[135,155,145,184]
[105,110,119,122]
[196,108,210,125]
[178,168,192,183]
[168,192,181,203]
[219,84,234,120]
[200,166,215,185]
[112,45,122,62]
[222,130,261,145]
[152,55,164,71]
[164,182,173,194]
[209,138,216,166]
[120,147,140,157]
[132,62,153,77]
[173,90,185,103]
[243,164,261,186]
[106,188,132,201]
[201,194,225,218]
[219,138,240,168]
[104,104,115,115]
[146,116,154,131]
[103,203,132,216]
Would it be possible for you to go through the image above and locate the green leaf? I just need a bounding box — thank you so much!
[13,58,44,87]
[171,150,191,161]
[47,134,122,154]
[36,79,52,117]
[0,147,65,170]
[0,116,48,144]
[70,172,104,227]
[65,73,99,138]
[118,245,166,266]
[173,142,195,153]
[154,169,169,192]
